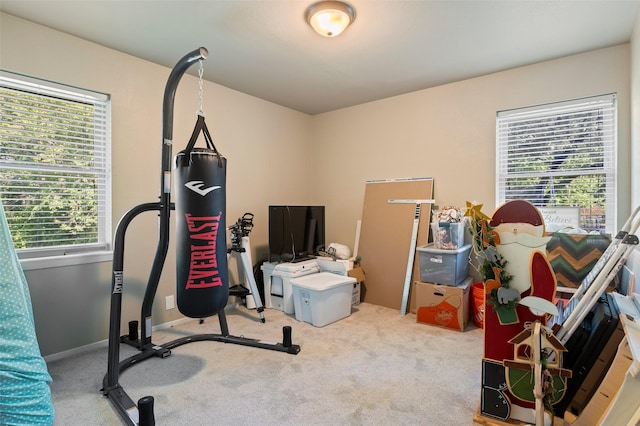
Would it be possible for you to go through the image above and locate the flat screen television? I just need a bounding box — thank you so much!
[268,205,325,263]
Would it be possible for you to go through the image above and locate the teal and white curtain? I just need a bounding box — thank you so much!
[0,198,54,425]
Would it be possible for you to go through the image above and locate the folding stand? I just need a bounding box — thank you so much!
[227,213,265,322]
[101,48,300,426]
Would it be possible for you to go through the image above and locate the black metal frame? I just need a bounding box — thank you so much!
[101,48,300,426]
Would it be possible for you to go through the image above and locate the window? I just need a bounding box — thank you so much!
[496,94,616,234]
[0,70,112,268]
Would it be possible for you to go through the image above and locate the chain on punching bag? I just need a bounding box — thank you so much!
[174,114,228,318]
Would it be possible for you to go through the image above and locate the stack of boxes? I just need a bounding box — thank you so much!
[414,214,472,331]
[261,259,363,328]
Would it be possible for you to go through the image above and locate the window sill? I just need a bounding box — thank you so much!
[20,251,113,271]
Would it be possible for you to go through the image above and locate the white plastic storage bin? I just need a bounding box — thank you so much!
[417,243,471,285]
[261,260,319,314]
[290,272,356,327]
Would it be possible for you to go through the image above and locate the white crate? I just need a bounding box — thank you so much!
[291,272,356,327]
[261,260,319,313]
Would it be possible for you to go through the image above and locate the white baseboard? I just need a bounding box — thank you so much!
[43,302,245,363]
[43,316,193,363]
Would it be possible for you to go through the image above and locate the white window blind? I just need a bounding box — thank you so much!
[0,70,112,259]
[496,94,616,234]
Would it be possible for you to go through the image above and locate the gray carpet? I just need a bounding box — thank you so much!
[46,302,484,425]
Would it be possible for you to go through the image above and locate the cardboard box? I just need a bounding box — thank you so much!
[348,267,366,306]
[348,266,366,282]
[351,282,361,306]
[414,278,471,331]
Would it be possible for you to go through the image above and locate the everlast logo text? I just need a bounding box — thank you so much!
[185,213,223,289]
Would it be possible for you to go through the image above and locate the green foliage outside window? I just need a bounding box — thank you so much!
[498,95,615,234]
[0,85,106,250]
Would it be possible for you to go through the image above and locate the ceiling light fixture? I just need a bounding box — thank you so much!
[305,1,356,38]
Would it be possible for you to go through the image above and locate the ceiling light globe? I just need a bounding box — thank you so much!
[305,1,355,38]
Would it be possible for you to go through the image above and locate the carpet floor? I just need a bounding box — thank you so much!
[47,302,484,425]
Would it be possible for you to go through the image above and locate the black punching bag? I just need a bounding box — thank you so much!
[174,115,229,318]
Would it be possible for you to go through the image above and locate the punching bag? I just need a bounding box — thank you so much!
[174,114,229,318]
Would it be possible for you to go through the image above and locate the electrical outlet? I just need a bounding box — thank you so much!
[165,295,175,310]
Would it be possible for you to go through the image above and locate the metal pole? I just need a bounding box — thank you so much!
[388,199,435,315]
[140,47,209,347]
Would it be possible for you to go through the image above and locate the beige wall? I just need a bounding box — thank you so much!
[0,11,635,356]
[628,10,640,288]
[313,45,631,249]
[632,10,640,208]
[1,13,314,356]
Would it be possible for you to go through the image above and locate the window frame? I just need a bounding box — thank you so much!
[495,93,617,234]
[0,70,112,270]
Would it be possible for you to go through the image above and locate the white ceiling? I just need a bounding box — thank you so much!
[1,1,639,115]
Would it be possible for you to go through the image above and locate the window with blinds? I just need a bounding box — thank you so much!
[0,70,111,259]
[496,94,616,234]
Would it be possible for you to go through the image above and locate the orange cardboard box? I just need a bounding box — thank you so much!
[414,278,471,331]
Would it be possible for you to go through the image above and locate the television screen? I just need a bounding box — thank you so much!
[268,206,325,263]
